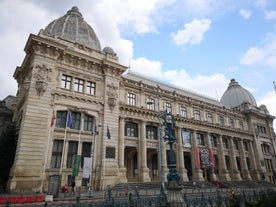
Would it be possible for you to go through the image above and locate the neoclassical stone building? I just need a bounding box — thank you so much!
[8,7,275,193]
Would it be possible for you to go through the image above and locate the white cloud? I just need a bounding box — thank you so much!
[0,0,56,100]
[240,34,276,68]
[265,10,276,20]
[239,9,252,19]
[129,61,228,99]
[171,19,211,46]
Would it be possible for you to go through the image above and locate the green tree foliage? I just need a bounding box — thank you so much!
[0,123,17,192]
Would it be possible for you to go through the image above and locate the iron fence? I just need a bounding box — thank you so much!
[2,187,276,207]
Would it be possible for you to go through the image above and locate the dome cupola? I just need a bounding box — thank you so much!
[220,79,257,108]
[44,6,101,51]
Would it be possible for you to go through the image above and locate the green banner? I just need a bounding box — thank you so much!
[72,155,81,176]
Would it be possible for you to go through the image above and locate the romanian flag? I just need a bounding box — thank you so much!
[50,112,56,127]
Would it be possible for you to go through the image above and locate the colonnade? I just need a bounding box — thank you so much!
[118,117,262,183]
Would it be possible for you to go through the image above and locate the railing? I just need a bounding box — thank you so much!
[2,187,276,207]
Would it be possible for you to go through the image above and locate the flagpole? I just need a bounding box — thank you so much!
[78,114,83,155]
[102,124,109,198]
[89,116,97,197]
[60,111,70,175]
[40,112,55,193]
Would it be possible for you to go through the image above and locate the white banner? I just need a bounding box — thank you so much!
[82,157,92,178]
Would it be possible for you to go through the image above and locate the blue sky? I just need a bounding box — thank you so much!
[0,0,275,127]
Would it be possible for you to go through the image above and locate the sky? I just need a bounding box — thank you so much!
[0,0,276,129]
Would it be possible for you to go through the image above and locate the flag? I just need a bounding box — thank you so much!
[50,112,56,127]
[67,112,73,128]
[83,157,92,178]
[94,117,98,135]
[106,125,111,139]
[72,154,81,176]
[273,81,276,94]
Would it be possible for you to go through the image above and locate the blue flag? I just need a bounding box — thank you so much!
[106,125,111,139]
[67,112,73,128]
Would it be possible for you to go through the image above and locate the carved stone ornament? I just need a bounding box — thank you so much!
[107,83,118,111]
[33,64,52,96]
[35,80,48,96]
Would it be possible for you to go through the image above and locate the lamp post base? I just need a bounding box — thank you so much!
[166,181,186,207]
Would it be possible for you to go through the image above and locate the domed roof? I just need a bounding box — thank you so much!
[44,6,101,51]
[220,79,257,108]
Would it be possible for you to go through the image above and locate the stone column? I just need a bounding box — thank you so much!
[206,132,216,181]
[118,117,127,182]
[139,121,150,182]
[191,130,204,181]
[218,135,230,180]
[238,139,251,180]
[229,137,242,180]
[162,135,168,182]
[249,141,260,180]
[177,127,188,181]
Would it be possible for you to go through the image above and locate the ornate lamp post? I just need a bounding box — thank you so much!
[162,111,181,186]
[162,110,185,206]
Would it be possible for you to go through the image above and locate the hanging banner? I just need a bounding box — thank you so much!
[72,155,81,176]
[82,157,92,178]
[200,147,212,169]
[209,147,215,168]
[195,147,201,168]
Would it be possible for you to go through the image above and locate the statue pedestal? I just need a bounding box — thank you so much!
[166,181,186,207]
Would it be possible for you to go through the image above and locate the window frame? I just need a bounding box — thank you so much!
[61,75,72,90]
[74,78,84,92]
[51,140,63,168]
[125,122,138,137]
[86,81,96,95]
[127,92,136,106]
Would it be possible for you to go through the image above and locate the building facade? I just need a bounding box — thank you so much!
[8,7,276,193]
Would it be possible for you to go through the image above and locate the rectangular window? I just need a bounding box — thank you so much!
[207,113,213,123]
[180,107,187,117]
[219,116,225,126]
[72,112,81,130]
[74,78,84,92]
[86,81,96,95]
[81,142,91,168]
[146,125,158,140]
[196,133,204,145]
[194,110,201,120]
[61,75,72,90]
[223,137,229,149]
[147,97,155,110]
[51,140,63,168]
[243,141,249,151]
[125,122,138,137]
[127,93,136,106]
[210,135,217,148]
[165,102,172,112]
[56,110,67,128]
[233,139,239,150]
[84,114,93,131]
[67,141,78,168]
[229,118,235,128]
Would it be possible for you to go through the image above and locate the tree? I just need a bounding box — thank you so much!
[0,123,17,192]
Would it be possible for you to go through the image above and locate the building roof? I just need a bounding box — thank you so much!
[220,79,257,108]
[44,6,101,51]
[124,72,224,107]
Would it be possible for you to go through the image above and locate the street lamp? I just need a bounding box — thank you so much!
[162,111,181,187]
[147,85,166,201]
